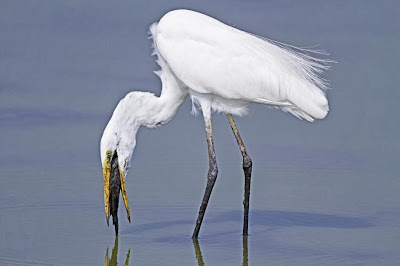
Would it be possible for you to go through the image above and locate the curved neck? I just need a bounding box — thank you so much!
[105,60,188,173]
[143,63,188,127]
[105,84,187,173]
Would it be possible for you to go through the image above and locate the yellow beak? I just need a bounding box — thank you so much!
[103,156,111,225]
[119,168,131,223]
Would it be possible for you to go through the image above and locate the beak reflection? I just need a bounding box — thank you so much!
[104,237,130,266]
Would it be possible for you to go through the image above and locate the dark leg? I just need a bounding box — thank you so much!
[192,116,218,238]
[226,113,253,235]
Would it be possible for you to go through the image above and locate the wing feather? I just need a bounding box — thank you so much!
[152,10,331,121]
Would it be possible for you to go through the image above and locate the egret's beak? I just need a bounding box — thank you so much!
[103,152,112,225]
[119,167,131,223]
[103,151,131,234]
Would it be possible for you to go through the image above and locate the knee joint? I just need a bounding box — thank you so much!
[208,164,218,181]
[243,156,252,170]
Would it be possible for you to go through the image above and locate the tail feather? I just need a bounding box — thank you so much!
[243,30,332,121]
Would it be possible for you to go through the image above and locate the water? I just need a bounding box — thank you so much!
[1,201,399,265]
[1,124,398,265]
[1,1,400,265]
[1,139,399,265]
[0,125,399,264]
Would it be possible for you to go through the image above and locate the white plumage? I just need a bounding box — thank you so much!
[152,9,330,120]
[100,9,332,236]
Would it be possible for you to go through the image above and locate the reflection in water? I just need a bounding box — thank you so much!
[242,236,248,266]
[192,239,205,266]
[192,236,249,266]
[104,237,130,266]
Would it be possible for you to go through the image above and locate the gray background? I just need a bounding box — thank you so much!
[1,1,399,265]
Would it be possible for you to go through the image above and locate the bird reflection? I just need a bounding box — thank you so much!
[104,237,130,266]
[192,236,249,266]
[192,239,205,266]
[242,236,248,266]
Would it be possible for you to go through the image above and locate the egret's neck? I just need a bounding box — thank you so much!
[146,48,189,126]
[141,72,188,127]
[105,62,188,173]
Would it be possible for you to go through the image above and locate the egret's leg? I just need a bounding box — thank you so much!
[192,116,218,238]
[226,113,253,236]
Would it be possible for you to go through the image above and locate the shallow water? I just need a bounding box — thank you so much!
[1,200,399,265]
[1,125,399,264]
[2,126,398,265]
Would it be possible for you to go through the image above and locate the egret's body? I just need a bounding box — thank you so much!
[100,9,331,237]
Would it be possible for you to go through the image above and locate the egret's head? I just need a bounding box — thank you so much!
[100,95,141,230]
[100,122,119,171]
[100,91,162,233]
[100,130,117,169]
[100,94,141,175]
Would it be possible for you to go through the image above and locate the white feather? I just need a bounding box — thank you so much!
[153,9,331,120]
[101,9,332,175]
[99,10,333,235]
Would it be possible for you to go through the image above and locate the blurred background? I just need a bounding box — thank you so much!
[1,1,399,265]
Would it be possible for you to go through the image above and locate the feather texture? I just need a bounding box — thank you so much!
[101,9,333,176]
[152,9,331,121]
[100,9,333,235]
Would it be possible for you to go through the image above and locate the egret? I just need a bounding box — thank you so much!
[100,9,331,237]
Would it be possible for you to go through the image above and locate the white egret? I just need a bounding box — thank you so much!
[100,9,331,237]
